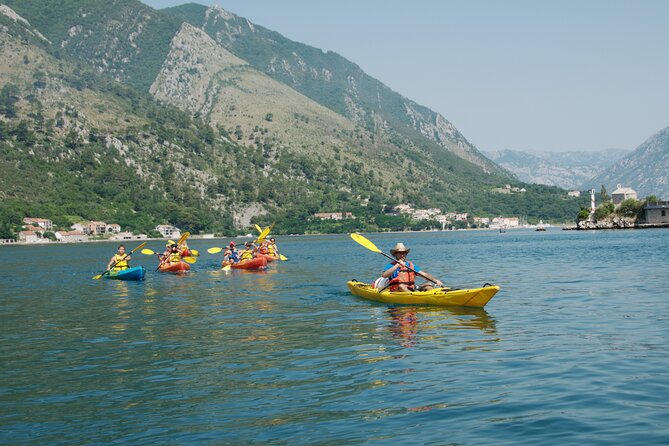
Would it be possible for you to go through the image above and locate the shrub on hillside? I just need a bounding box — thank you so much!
[616,199,644,219]
[594,202,615,221]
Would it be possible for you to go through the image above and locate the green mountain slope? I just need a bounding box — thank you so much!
[163,3,503,174]
[0,2,590,235]
[2,0,179,91]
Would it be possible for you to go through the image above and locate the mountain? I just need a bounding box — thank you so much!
[0,1,590,235]
[486,149,629,190]
[161,3,503,175]
[586,127,669,199]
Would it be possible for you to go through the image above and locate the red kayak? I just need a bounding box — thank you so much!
[259,254,279,263]
[230,257,267,270]
[158,262,191,273]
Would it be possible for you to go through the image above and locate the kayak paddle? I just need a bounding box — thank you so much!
[349,233,438,285]
[93,242,147,280]
[207,247,224,254]
[255,223,274,243]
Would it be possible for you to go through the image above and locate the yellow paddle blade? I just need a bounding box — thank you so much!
[177,231,190,246]
[183,256,197,264]
[207,247,223,254]
[191,249,199,256]
[141,248,157,255]
[92,274,103,280]
[254,224,263,234]
[256,224,273,243]
[279,254,288,261]
[350,233,382,254]
[222,264,231,271]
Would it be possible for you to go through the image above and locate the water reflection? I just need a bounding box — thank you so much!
[386,306,497,348]
[387,307,419,348]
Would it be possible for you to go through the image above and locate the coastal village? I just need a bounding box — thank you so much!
[0,220,180,245]
[0,184,669,245]
[3,185,668,246]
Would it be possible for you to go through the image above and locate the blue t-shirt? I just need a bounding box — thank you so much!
[384,261,421,279]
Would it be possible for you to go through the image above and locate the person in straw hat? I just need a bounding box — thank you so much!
[381,242,443,292]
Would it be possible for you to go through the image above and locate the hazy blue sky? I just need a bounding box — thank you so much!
[141,0,669,153]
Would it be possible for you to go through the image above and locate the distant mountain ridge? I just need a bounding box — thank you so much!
[486,148,629,190]
[587,127,669,199]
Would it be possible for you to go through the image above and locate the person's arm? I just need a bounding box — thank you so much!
[382,261,402,278]
[107,256,116,270]
[417,270,443,287]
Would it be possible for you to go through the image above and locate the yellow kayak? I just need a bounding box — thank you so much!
[347,280,500,307]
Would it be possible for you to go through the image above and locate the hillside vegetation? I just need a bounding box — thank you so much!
[0,2,590,237]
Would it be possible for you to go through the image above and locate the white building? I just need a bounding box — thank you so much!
[111,232,148,240]
[19,231,41,243]
[568,190,581,198]
[22,217,53,232]
[55,231,88,243]
[107,224,121,233]
[412,210,432,221]
[491,217,520,228]
[611,184,637,205]
[394,204,414,214]
[71,222,87,232]
[156,224,181,238]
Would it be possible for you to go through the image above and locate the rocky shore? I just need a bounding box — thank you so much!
[564,217,669,230]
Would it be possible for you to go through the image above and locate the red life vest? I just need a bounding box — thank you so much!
[389,261,416,291]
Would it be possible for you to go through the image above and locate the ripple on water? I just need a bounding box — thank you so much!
[1,231,669,444]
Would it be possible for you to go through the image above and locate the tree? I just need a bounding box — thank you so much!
[600,185,609,201]
[644,195,658,205]
[594,202,615,221]
[0,84,20,118]
[617,199,644,219]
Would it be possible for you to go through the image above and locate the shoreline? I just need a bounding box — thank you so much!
[563,223,669,231]
[1,225,568,247]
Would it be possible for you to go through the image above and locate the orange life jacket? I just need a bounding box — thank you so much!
[389,261,416,292]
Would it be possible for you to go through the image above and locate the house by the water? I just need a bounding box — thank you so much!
[644,201,669,225]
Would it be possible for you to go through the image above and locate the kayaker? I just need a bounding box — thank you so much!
[267,237,280,257]
[107,244,131,271]
[222,241,240,265]
[238,241,257,262]
[158,243,181,268]
[381,243,443,292]
[179,241,192,257]
[258,240,270,255]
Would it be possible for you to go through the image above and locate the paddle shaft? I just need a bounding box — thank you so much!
[156,233,191,271]
[378,251,438,285]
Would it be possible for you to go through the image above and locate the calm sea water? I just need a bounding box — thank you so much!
[1,229,668,445]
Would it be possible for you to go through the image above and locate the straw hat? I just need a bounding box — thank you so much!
[390,243,410,255]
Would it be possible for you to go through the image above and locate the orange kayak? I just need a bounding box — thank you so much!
[230,257,267,270]
[158,262,191,273]
[259,254,279,263]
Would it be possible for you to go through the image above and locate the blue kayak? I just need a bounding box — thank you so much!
[107,266,146,281]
